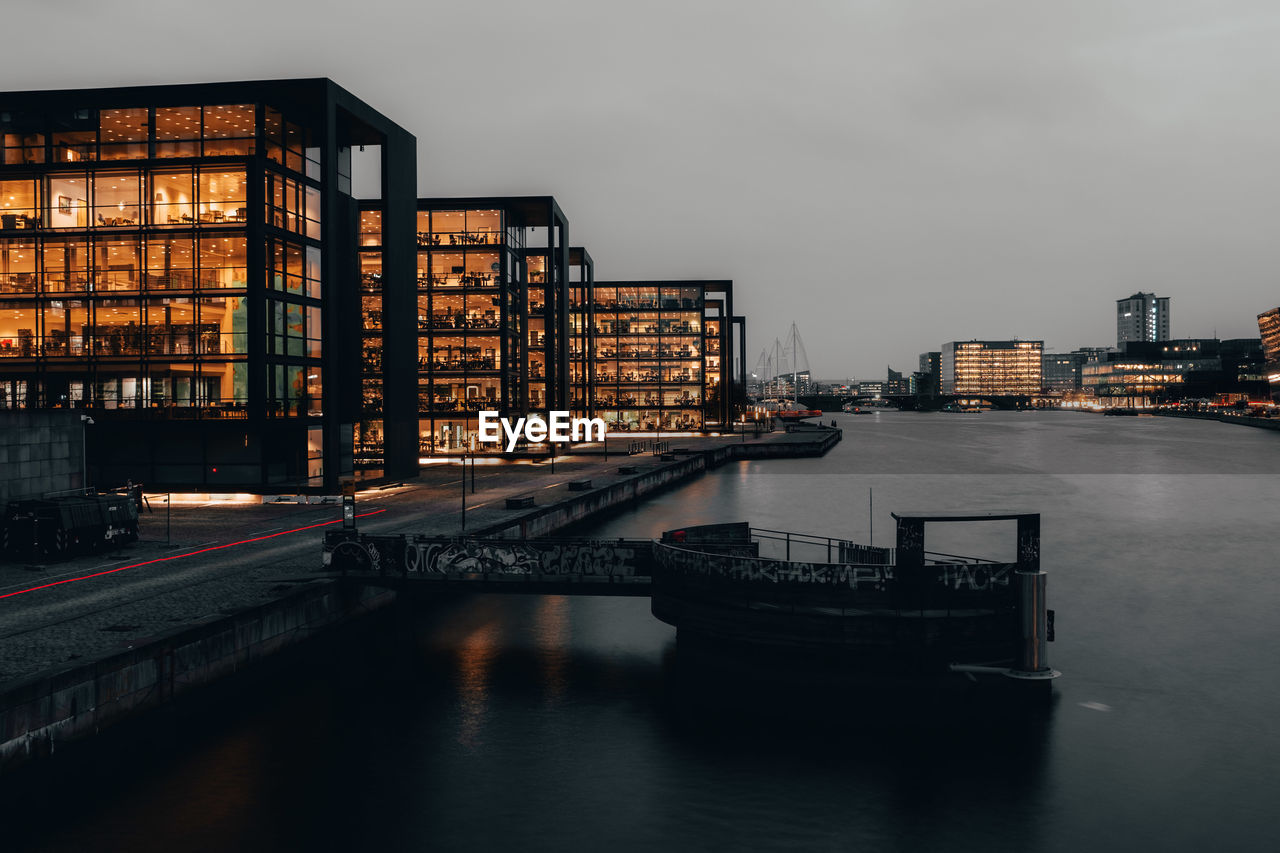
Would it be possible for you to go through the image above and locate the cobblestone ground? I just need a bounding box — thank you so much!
[0,430,825,685]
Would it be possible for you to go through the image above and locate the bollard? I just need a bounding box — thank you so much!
[1014,570,1049,674]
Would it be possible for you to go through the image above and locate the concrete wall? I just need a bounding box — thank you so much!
[1156,411,1280,431]
[0,410,85,505]
[0,580,394,772]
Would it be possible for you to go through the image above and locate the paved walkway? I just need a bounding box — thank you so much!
[0,429,829,686]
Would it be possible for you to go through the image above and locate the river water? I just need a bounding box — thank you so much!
[10,411,1280,852]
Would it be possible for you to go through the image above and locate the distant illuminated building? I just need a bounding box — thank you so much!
[1260,307,1280,401]
[1082,358,1186,406]
[941,340,1043,395]
[1117,292,1170,347]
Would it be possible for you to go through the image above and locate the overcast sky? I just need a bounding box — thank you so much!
[9,0,1280,378]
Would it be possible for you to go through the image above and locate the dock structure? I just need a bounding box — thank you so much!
[322,513,1058,684]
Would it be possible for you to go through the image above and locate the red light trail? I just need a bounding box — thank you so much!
[0,508,387,601]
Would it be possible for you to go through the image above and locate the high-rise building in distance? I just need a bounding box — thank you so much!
[1117,292,1170,347]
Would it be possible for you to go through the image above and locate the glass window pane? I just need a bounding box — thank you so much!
[44,238,90,292]
[264,107,283,164]
[286,243,304,295]
[360,209,381,246]
[47,174,89,228]
[197,168,247,223]
[304,186,321,239]
[305,245,321,299]
[433,210,464,235]
[284,122,304,173]
[95,298,142,355]
[0,179,40,230]
[98,108,148,160]
[199,295,248,354]
[94,237,142,292]
[143,297,195,356]
[52,130,95,163]
[151,169,194,225]
[465,210,501,243]
[306,306,322,358]
[155,107,200,158]
[201,104,255,157]
[40,299,88,357]
[199,234,247,289]
[0,239,36,295]
[146,236,195,290]
[3,130,45,165]
[92,171,141,227]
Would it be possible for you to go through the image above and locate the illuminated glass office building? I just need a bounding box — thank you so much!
[0,79,418,490]
[1260,307,1280,402]
[941,340,1043,395]
[590,281,736,431]
[569,246,594,418]
[397,197,569,455]
[1,80,751,483]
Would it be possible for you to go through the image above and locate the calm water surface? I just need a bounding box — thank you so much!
[9,411,1280,852]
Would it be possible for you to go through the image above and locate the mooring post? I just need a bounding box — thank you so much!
[1013,514,1051,676]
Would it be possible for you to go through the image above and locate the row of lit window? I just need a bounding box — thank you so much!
[0,371,248,411]
[356,210,528,249]
[0,234,247,294]
[1,169,247,231]
[2,105,318,177]
[0,296,246,359]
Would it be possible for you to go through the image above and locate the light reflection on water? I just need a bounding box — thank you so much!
[454,620,501,748]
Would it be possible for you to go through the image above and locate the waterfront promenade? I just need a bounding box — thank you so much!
[0,427,838,768]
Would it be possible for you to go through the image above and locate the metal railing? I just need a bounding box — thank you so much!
[748,527,1000,567]
[750,527,894,565]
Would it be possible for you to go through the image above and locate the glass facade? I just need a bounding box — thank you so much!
[590,282,730,431]
[413,206,521,454]
[1259,308,1280,400]
[0,80,420,491]
[941,341,1043,396]
[568,247,593,417]
[356,207,385,464]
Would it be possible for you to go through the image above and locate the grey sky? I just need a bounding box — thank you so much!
[9,0,1280,378]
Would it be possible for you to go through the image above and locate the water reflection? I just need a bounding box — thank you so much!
[534,595,571,705]
[455,620,501,748]
[658,645,1058,851]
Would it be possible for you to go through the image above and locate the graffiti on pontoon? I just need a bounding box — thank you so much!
[656,545,1015,592]
[402,539,645,577]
